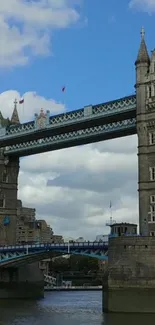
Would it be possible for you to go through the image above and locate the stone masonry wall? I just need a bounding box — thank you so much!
[108,236,155,288]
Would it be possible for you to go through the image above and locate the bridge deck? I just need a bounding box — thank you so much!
[0,94,136,157]
[0,242,108,253]
[0,242,108,267]
[5,117,136,157]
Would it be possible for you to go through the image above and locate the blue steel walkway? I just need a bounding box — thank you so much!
[0,242,108,267]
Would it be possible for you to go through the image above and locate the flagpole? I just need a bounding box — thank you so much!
[110,201,112,225]
[62,86,66,108]
[22,101,24,122]
[19,97,25,122]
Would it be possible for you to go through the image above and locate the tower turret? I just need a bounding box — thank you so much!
[135,27,150,66]
[135,28,150,116]
[11,99,20,125]
[136,28,155,236]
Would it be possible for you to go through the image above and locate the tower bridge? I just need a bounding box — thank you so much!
[0,29,155,312]
[1,94,136,156]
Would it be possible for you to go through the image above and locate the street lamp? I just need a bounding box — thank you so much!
[25,228,28,254]
[68,240,70,254]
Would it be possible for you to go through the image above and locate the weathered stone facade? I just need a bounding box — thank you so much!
[16,200,37,244]
[0,150,19,245]
[52,234,64,243]
[0,152,54,245]
[0,262,44,299]
[136,29,155,235]
[16,201,54,244]
[103,237,155,313]
[37,220,54,243]
[103,29,155,314]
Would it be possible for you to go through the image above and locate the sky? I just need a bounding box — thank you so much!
[0,0,154,240]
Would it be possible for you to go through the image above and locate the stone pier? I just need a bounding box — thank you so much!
[0,263,44,299]
[0,150,19,245]
[103,237,155,313]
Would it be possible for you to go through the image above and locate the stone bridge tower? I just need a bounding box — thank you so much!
[0,100,20,244]
[136,28,155,236]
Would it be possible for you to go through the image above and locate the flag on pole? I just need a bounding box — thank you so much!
[110,201,112,209]
[62,86,66,92]
[19,98,24,104]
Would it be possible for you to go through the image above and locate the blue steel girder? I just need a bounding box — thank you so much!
[72,252,108,260]
[0,95,136,147]
[0,251,49,268]
[67,249,108,260]
[0,242,109,267]
[4,117,136,157]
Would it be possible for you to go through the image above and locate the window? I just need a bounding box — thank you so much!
[2,170,8,183]
[0,198,4,208]
[150,231,155,236]
[148,205,155,222]
[150,195,155,203]
[149,167,155,181]
[151,205,155,212]
[149,132,155,145]
[148,85,152,98]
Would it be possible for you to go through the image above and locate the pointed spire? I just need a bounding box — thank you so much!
[135,27,150,65]
[0,111,3,120]
[141,27,145,40]
[11,99,20,124]
[0,112,3,127]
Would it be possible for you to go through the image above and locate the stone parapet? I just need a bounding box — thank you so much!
[103,237,155,313]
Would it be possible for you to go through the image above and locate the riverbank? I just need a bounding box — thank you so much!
[44,285,102,291]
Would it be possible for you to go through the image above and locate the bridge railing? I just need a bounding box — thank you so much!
[3,95,136,139]
[0,241,108,251]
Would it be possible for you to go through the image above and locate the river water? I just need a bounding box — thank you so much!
[0,291,155,325]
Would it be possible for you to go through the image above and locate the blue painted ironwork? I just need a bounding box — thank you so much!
[1,95,136,139]
[5,118,136,156]
[0,242,108,266]
[3,216,10,226]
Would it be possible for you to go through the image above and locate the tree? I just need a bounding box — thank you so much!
[49,254,99,274]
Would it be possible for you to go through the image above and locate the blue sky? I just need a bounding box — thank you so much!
[1,0,155,113]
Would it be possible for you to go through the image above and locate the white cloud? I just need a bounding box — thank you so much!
[129,0,155,13]
[0,90,65,122]
[0,90,138,240]
[0,0,84,67]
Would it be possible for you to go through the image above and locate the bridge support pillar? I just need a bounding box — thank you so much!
[0,150,19,245]
[103,237,155,313]
[0,262,44,299]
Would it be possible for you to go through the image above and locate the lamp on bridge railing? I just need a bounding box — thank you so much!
[68,241,70,254]
[25,228,29,255]
[3,216,10,245]
[3,216,10,226]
